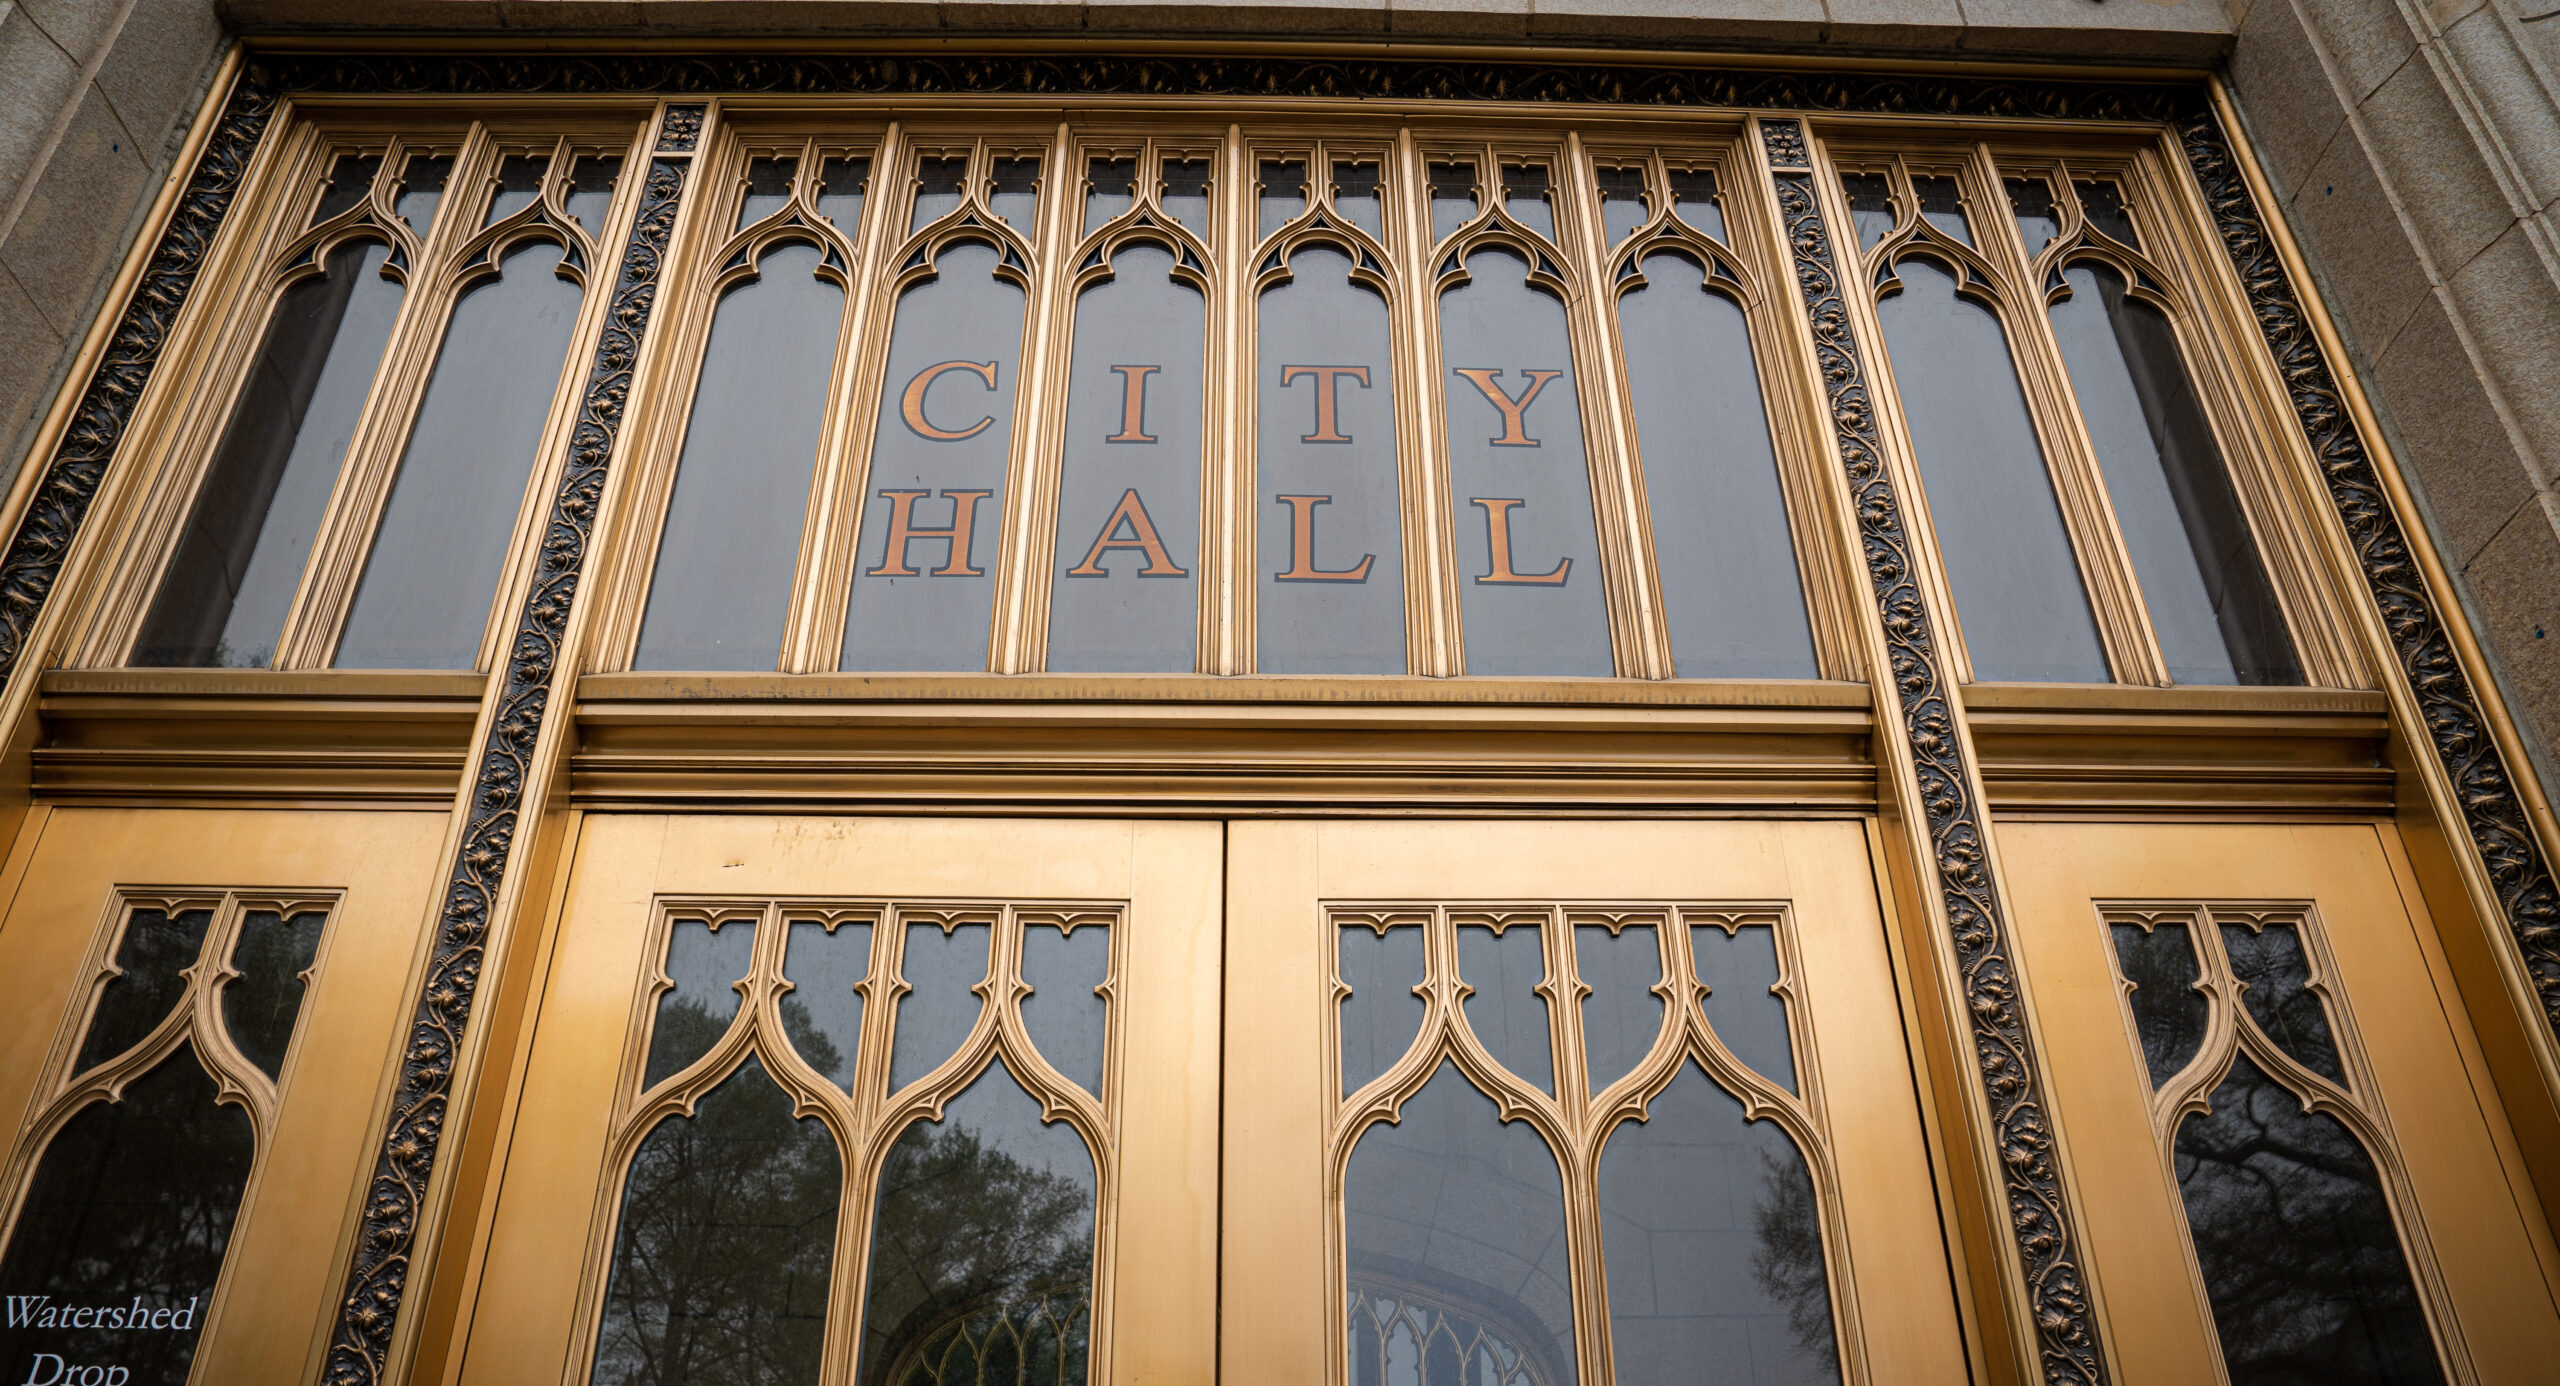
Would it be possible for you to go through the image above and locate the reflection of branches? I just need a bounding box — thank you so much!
[862,1123,1094,1386]
[1751,1148,1840,1376]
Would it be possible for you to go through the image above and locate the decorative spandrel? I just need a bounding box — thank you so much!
[1333,902,1842,1386]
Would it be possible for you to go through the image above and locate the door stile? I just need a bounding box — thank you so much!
[317,100,716,1386]
[1744,113,2115,1386]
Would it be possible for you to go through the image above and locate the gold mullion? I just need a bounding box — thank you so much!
[1209,125,1250,674]
[992,127,1078,674]
[269,121,503,670]
[802,122,913,675]
[1556,133,1667,680]
[1960,142,2169,687]
[768,137,867,676]
[1391,130,1458,677]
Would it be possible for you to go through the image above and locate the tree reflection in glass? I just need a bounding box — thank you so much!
[2109,920,2209,1089]
[590,1057,841,1386]
[1343,1062,1577,1386]
[858,1061,1096,1386]
[2219,921,2347,1088]
[1597,1064,1839,1386]
[222,908,329,1079]
[79,907,214,1071]
[2174,1054,2442,1386]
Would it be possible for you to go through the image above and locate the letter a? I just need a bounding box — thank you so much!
[1452,368,1563,446]
[1067,490,1190,577]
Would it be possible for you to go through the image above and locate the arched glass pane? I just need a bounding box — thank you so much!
[591,1056,841,1386]
[2219,920,2346,1088]
[1598,1062,1840,1386]
[1876,258,2109,683]
[2049,263,2299,684]
[221,907,327,1080]
[1344,1062,1577,1386]
[1339,921,1426,1097]
[890,920,991,1092]
[1021,921,1110,1097]
[79,906,214,1072]
[1048,245,1204,672]
[1617,253,1818,678]
[1577,922,1664,1094]
[842,243,1024,672]
[1257,248,1405,674]
[2175,1054,2443,1385]
[1596,164,1649,246]
[647,916,755,1090]
[1440,249,1610,676]
[2108,920,2209,1090]
[136,240,405,667]
[0,1047,253,1382]
[337,240,583,668]
[1692,923,1796,1093]
[1457,921,1554,1095]
[1257,159,1305,239]
[859,1060,1097,1386]
[782,917,870,1090]
[635,242,845,670]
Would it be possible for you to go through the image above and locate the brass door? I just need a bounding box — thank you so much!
[453,815,1220,1386]
[2003,821,2560,1384]
[1221,818,1969,1386]
[0,807,453,1384]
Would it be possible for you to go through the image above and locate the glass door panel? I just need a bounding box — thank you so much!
[455,816,1219,1386]
[2001,821,2560,1385]
[1221,819,1968,1386]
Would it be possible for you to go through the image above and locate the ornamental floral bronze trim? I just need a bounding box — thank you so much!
[1757,119,2104,1386]
[320,112,704,1386]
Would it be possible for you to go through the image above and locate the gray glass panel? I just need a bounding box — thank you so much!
[989,156,1040,231]
[890,920,992,1092]
[2175,1054,2443,1386]
[1428,162,1478,244]
[564,155,620,236]
[2220,921,2347,1087]
[860,1060,1096,1386]
[396,153,451,232]
[2050,263,2299,683]
[1579,924,1664,1094]
[1339,923,1426,1098]
[313,154,380,225]
[842,243,1025,671]
[1257,159,1305,240]
[1669,167,1725,243]
[2004,177,2058,257]
[1162,159,1211,238]
[1021,922,1110,1097]
[912,156,966,233]
[221,908,326,1080]
[1048,246,1204,672]
[336,240,581,669]
[647,917,754,1090]
[1502,164,1556,242]
[1693,924,1796,1093]
[2074,180,2140,248]
[818,156,868,230]
[1086,157,1135,237]
[783,918,870,1090]
[1598,1063,1841,1386]
[592,1056,839,1386]
[1840,174,1895,251]
[1256,248,1405,674]
[1911,175,1971,246]
[484,154,544,226]
[0,1046,251,1384]
[79,907,214,1072]
[135,240,404,667]
[1344,1062,1577,1386]
[1597,164,1650,246]
[1875,258,2110,683]
[1331,160,1381,240]
[1457,923,1554,1095]
[1618,252,1819,678]
[2110,920,2208,1090]
[738,156,796,230]
[1440,250,1611,676]
[635,243,844,671]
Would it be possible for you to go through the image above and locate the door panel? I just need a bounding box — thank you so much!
[2002,820,2560,1385]
[457,815,1220,1386]
[1221,819,1967,1386]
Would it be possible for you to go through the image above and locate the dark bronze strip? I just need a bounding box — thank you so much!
[1756,118,2107,1386]
[320,108,704,1386]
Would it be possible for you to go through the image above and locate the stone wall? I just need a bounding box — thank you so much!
[3,0,2554,784]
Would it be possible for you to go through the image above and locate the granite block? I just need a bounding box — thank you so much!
[2359,52,2516,272]
[2290,123,2431,364]
[2368,291,2539,566]
[0,83,147,336]
[2227,0,2350,197]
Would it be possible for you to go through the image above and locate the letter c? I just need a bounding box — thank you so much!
[900,360,999,441]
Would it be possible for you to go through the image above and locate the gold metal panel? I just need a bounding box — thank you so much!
[0,806,449,1383]
[1219,817,1967,1386]
[452,814,1219,1386]
[1999,820,2560,1385]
